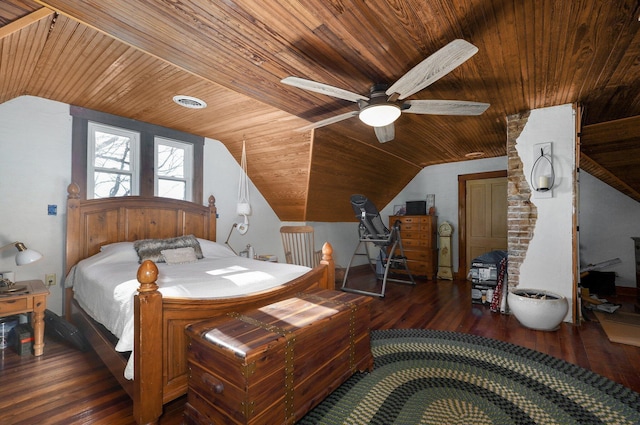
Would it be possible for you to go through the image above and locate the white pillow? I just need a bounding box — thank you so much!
[98,242,139,262]
[161,247,198,265]
[197,239,237,258]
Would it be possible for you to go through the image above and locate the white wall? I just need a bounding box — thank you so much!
[0,96,354,318]
[203,138,287,260]
[515,104,576,321]
[307,222,360,269]
[0,96,72,315]
[204,140,371,269]
[2,96,636,315]
[308,157,507,271]
[182,141,509,272]
[579,171,640,288]
[203,140,359,269]
[381,156,507,272]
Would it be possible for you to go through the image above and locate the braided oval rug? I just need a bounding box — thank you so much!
[298,329,640,425]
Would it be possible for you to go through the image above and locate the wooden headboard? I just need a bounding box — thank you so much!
[65,183,217,275]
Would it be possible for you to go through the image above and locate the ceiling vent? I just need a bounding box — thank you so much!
[465,152,485,159]
[173,95,207,109]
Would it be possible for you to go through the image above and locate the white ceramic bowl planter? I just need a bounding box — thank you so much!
[508,289,568,331]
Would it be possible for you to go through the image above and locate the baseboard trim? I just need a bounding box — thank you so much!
[615,286,637,297]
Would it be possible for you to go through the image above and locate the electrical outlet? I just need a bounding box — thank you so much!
[45,273,56,286]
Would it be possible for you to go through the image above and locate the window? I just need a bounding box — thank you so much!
[71,106,204,203]
[155,137,193,201]
[88,122,140,199]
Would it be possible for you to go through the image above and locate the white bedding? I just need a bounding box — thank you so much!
[67,239,311,379]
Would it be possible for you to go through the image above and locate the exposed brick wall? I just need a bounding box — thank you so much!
[506,111,533,287]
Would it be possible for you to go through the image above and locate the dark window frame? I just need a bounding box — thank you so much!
[71,106,204,204]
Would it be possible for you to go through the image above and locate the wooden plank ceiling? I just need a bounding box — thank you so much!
[1,0,639,221]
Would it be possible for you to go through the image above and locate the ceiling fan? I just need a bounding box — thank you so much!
[282,39,489,143]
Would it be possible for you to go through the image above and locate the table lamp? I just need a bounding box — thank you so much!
[0,241,43,266]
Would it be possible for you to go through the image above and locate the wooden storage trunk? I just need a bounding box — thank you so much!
[184,288,373,425]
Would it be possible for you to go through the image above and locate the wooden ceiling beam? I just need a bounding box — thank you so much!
[0,7,53,39]
[580,153,640,202]
[581,115,640,144]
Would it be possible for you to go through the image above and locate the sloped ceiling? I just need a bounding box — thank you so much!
[1,0,639,221]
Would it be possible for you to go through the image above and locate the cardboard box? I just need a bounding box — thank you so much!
[470,263,498,282]
[472,282,497,305]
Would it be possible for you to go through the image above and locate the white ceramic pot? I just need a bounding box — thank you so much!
[508,289,568,331]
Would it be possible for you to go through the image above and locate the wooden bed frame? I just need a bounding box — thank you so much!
[64,183,335,425]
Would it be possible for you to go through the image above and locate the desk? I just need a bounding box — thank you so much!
[0,280,49,356]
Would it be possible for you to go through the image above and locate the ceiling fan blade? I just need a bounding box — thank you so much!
[295,110,359,132]
[281,76,368,103]
[386,39,479,100]
[374,124,395,143]
[403,99,490,115]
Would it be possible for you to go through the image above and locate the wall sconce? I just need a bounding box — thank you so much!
[236,138,251,235]
[531,142,555,195]
[224,137,252,254]
[235,202,250,235]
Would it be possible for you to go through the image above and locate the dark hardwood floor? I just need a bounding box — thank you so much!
[1,273,638,425]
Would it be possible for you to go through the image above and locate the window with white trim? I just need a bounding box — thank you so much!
[88,122,140,199]
[155,137,193,201]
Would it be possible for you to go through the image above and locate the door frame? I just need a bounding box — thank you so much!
[457,170,507,279]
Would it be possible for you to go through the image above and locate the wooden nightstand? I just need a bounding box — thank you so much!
[0,280,49,356]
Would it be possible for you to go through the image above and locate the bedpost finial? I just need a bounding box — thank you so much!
[321,242,335,289]
[321,242,333,261]
[67,183,80,199]
[137,260,159,292]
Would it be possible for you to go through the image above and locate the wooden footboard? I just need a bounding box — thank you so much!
[133,243,335,425]
[64,182,335,424]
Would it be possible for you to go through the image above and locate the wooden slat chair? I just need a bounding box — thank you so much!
[280,226,322,268]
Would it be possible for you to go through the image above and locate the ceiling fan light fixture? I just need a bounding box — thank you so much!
[359,103,401,127]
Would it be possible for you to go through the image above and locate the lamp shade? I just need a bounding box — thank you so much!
[236,202,251,216]
[14,242,43,266]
